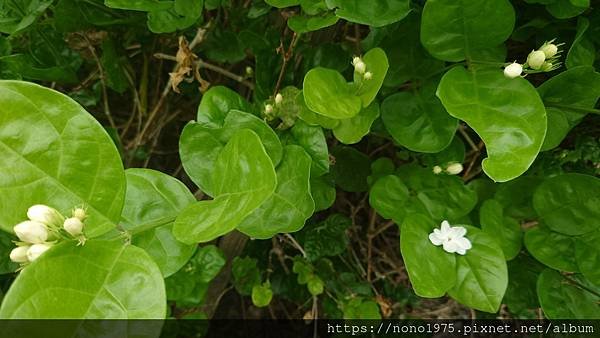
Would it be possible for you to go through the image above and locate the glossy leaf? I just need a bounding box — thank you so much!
[0,81,125,237]
[524,226,578,272]
[420,0,515,62]
[576,234,600,287]
[332,0,410,27]
[180,110,282,196]
[369,175,410,221]
[537,269,600,319]
[237,145,314,239]
[382,79,457,153]
[479,199,522,260]
[303,67,362,119]
[566,17,595,69]
[121,168,196,277]
[251,282,273,307]
[332,101,380,144]
[400,214,456,298]
[197,86,252,128]
[174,129,277,244]
[0,0,53,35]
[503,255,543,314]
[353,48,388,107]
[0,241,165,318]
[533,173,600,236]
[288,12,339,33]
[310,175,336,212]
[437,67,546,182]
[288,120,329,176]
[447,226,508,313]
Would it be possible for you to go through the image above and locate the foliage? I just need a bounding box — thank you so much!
[0,0,599,322]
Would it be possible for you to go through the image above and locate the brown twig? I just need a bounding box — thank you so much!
[273,31,300,96]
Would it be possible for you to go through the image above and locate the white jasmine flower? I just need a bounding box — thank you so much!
[363,71,373,80]
[527,50,546,70]
[503,62,523,78]
[445,162,463,175]
[10,246,30,263]
[264,104,274,114]
[352,56,361,66]
[72,207,87,221]
[540,42,558,58]
[275,93,283,105]
[27,204,64,227]
[26,243,52,262]
[432,165,443,174]
[14,221,48,244]
[429,220,472,255]
[354,60,366,74]
[63,217,84,237]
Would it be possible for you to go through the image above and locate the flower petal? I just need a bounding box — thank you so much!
[456,237,472,251]
[429,232,443,246]
[451,226,467,238]
[442,240,459,253]
[441,220,451,233]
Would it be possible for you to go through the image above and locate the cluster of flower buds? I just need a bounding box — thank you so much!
[352,56,373,80]
[504,40,562,79]
[264,93,284,119]
[433,162,463,175]
[9,205,87,266]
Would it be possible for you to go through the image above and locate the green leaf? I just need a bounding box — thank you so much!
[288,12,339,33]
[331,146,371,192]
[447,226,508,313]
[232,256,261,295]
[342,298,381,319]
[332,101,380,144]
[288,119,329,176]
[437,67,546,182]
[0,81,125,237]
[0,241,165,318]
[353,48,388,107]
[104,0,174,11]
[420,0,515,62]
[0,54,78,84]
[121,169,196,277]
[546,0,588,19]
[251,282,273,307]
[0,0,53,35]
[310,175,336,212]
[537,269,600,319]
[400,214,456,298]
[237,145,314,239]
[174,129,277,243]
[382,79,457,153]
[421,136,465,168]
[180,110,282,196]
[303,214,351,261]
[333,0,410,27]
[174,0,204,18]
[541,107,570,151]
[494,176,541,220]
[197,86,252,128]
[533,173,600,236]
[165,245,225,304]
[479,199,522,260]
[100,38,129,94]
[303,67,362,119]
[566,17,595,69]
[576,234,600,287]
[147,8,197,33]
[503,254,543,315]
[369,175,410,221]
[265,0,299,8]
[524,226,578,272]
[538,66,600,149]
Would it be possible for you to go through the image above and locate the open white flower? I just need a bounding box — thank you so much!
[428,220,472,255]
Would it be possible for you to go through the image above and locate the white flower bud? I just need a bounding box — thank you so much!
[363,71,373,80]
[445,163,463,175]
[503,62,523,79]
[354,60,366,74]
[433,165,443,174]
[264,104,274,114]
[540,43,558,58]
[14,221,48,244]
[527,50,546,70]
[10,246,30,263]
[27,204,63,227]
[275,93,283,105]
[352,56,361,66]
[26,243,52,262]
[245,66,253,75]
[72,207,87,221]
[63,217,84,237]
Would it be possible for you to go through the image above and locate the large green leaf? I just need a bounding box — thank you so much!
[537,269,600,319]
[310,175,335,212]
[288,120,329,176]
[382,79,457,153]
[479,199,522,260]
[369,175,411,221]
[237,145,314,239]
[0,81,125,237]
[524,226,578,272]
[332,0,410,27]
[303,67,362,119]
[503,254,543,315]
[174,129,277,244]
[353,48,388,107]
[576,234,600,287]
[538,66,600,151]
[533,173,600,236]
[196,86,252,128]
[332,101,380,145]
[420,0,515,62]
[121,168,196,277]
[566,18,595,69]
[437,67,546,182]
[400,214,456,298]
[447,226,508,313]
[180,110,282,196]
[0,241,165,318]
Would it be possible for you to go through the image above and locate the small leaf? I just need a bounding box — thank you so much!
[333,101,380,144]
[196,86,252,128]
[303,214,351,261]
[251,283,273,307]
[353,48,388,107]
[232,257,262,295]
[303,67,362,119]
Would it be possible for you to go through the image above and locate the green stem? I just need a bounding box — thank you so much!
[545,103,600,116]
